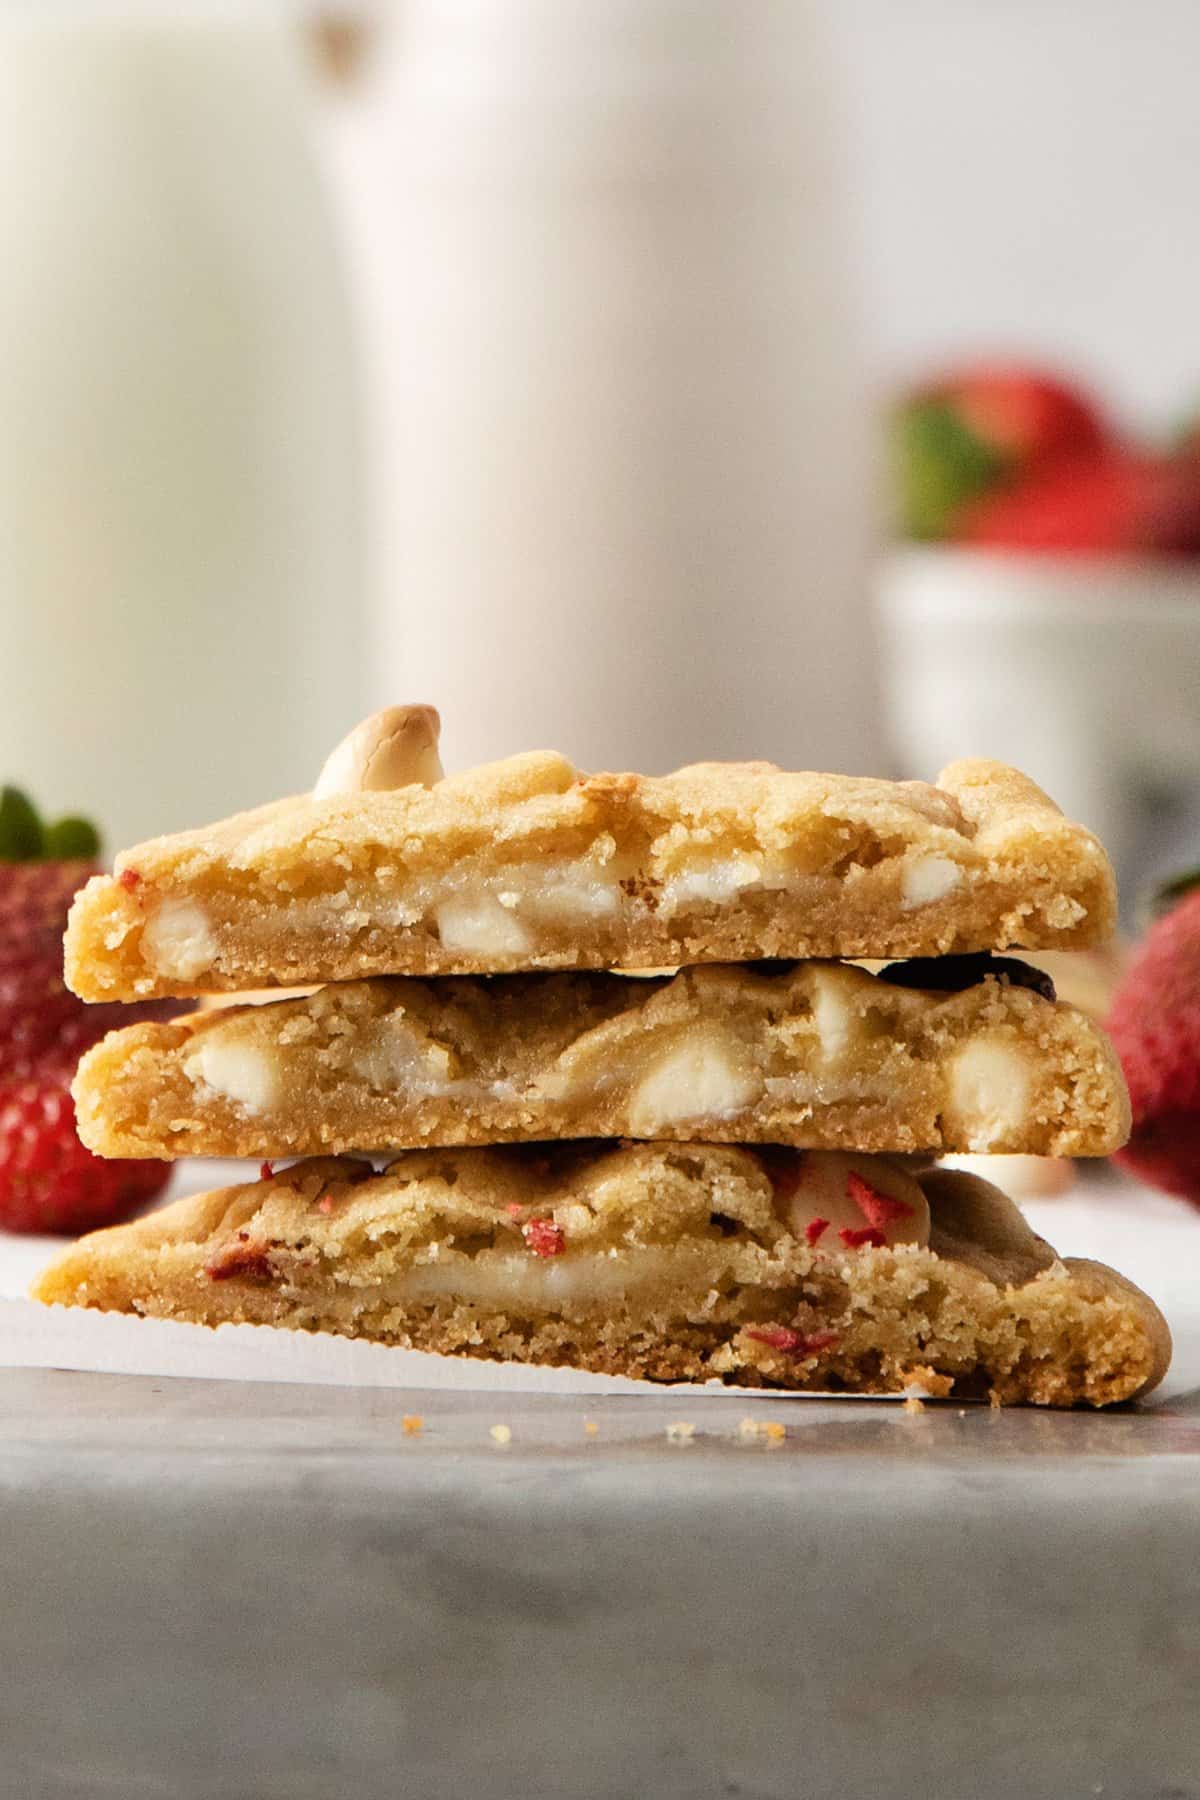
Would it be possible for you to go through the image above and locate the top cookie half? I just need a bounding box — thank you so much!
[64,753,1116,1000]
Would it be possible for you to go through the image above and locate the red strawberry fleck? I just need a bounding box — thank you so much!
[317,1195,334,1215]
[118,867,142,891]
[260,1162,275,1182]
[747,1325,803,1352]
[838,1225,888,1250]
[522,1217,565,1258]
[0,1079,169,1234]
[504,1201,526,1217]
[746,1325,840,1356]
[205,1234,275,1283]
[846,1172,914,1233]
[804,1216,830,1246]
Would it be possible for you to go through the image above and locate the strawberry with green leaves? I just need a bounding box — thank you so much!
[891,364,1110,541]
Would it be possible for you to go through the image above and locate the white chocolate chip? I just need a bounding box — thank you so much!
[775,1150,930,1250]
[353,1021,455,1094]
[945,1038,1033,1151]
[527,876,622,925]
[314,705,444,799]
[435,892,534,959]
[901,854,962,911]
[186,1036,280,1114]
[142,899,217,982]
[660,854,763,916]
[808,966,859,1062]
[627,1032,759,1135]
[398,1244,689,1308]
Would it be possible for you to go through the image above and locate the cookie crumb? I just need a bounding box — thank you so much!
[738,1416,761,1439]
[402,1414,424,1435]
[583,1419,599,1436]
[665,1421,695,1443]
[763,1420,787,1444]
[903,1395,925,1415]
[489,1423,512,1445]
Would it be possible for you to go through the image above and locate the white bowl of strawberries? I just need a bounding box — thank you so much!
[876,365,1200,880]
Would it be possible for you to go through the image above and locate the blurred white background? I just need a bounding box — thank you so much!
[2,0,1199,859]
[829,0,1200,428]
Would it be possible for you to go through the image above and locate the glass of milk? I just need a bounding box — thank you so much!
[327,0,878,777]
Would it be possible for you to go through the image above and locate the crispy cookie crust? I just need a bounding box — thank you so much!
[73,961,1130,1161]
[33,1146,1169,1407]
[64,757,1115,999]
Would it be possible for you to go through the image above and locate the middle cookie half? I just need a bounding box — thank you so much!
[73,957,1129,1161]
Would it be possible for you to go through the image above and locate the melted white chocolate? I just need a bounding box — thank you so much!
[394,1243,716,1308]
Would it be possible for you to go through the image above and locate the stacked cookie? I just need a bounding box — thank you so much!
[40,708,1170,1406]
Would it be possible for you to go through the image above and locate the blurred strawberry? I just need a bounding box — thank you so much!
[960,451,1200,557]
[1108,878,1200,1203]
[892,364,1110,540]
[0,787,177,1232]
[948,368,1108,468]
[0,1079,168,1234]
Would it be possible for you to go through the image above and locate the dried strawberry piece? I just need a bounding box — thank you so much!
[746,1325,803,1351]
[746,1325,841,1356]
[838,1225,888,1250]
[205,1234,275,1283]
[317,1196,334,1215]
[260,1161,275,1181]
[805,1216,830,1246]
[504,1201,526,1218]
[117,867,142,892]
[522,1217,565,1258]
[846,1171,914,1232]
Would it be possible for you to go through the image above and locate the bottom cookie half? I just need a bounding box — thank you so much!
[33,1143,1171,1408]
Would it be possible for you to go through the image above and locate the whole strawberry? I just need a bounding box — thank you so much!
[892,365,1110,541]
[0,786,175,1232]
[961,451,1200,557]
[1107,882,1200,1203]
[0,1080,168,1234]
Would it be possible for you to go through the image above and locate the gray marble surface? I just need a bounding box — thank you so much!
[2,1369,1199,1800]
